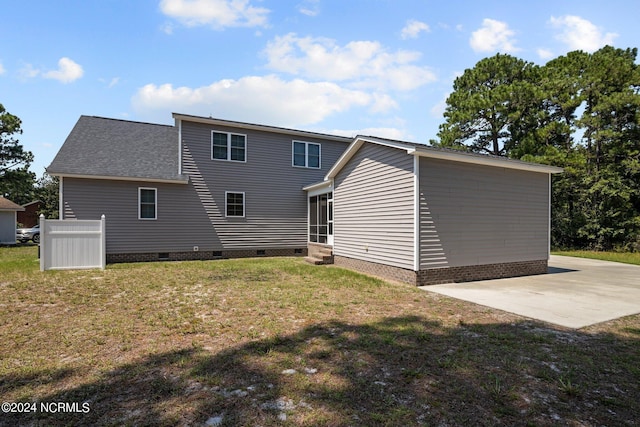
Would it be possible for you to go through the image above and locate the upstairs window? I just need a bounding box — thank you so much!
[292,141,321,169]
[139,188,157,220]
[225,192,245,217]
[212,131,246,162]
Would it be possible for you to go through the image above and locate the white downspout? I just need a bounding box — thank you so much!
[177,118,183,176]
[413,154,420,271]
[59,177,64,220]
[548,173,552,259]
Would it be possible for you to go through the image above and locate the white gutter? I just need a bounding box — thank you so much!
[302,180,332,192]
[50,173,189,185]
[172,113,352,143]
[413,153,420,272]
[414,147,564,174]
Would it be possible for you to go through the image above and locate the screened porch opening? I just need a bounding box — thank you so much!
[309,192,333,244]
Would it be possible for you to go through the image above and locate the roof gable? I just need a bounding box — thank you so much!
[326,136,563,179]
[0,197,25,211]
[47,116,187,183]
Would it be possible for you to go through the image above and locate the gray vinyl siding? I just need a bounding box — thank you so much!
[419,158,549,269]
[61,124,348,253]
[62,178,217,253]
[334,143,415,270]
[181,121,347,249]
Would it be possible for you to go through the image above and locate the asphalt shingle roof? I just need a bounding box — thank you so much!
[0,197,24,211]
[47,116,187,182]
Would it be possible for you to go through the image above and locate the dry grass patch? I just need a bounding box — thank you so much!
[1,246,639,426]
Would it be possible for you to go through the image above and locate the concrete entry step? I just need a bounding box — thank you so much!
[304,256,325,265]
[306,244,334,265]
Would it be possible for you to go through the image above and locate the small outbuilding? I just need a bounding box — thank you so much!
[17,200,44,228]
[0,197,25,245]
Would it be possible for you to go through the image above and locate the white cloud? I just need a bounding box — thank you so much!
[297,0,320,16]
[159,0,269,29]
[430,92,449,118]
[18,63,40,80]
[263,33,436,91]
[549,15,617,53]
[369,93,398,113]
[401,19,430,39]
[470,18,519,53]
[160,22,175,34]
[0,63,5,75]
[132,75,397,126]
[43,57,84,83]
[537,48,554,60]
[100,77,120,88]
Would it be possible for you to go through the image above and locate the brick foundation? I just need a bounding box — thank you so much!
[333,255,548,286]
[416,259,548,285]
[106,247,307,264]
[333,255,417,285]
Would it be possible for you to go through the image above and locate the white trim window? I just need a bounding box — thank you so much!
[225,191,245,217]
[292,141,321,169]
[212,131,247,162]
[139,187,157,220]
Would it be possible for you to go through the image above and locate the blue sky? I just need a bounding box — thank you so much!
[2,0,638,177]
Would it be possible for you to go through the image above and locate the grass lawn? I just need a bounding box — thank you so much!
[1,246,639,426]
[553,250,640,266]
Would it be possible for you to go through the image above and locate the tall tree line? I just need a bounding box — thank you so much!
[437,46,640,251]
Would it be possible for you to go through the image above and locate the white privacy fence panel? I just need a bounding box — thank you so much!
[40,215,106,271]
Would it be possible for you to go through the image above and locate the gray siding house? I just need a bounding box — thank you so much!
[48,114,351,262]
[324,136,562,285]
[48,114,561,285]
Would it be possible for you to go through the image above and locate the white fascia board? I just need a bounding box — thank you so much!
[302,180,332,192]
[356,136,418,152]
[172,113,352,143]
[49,173,189,185]
[325,136,416,180]
[414,148,564,174]
[325,139,364,180]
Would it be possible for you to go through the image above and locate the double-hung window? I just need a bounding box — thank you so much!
[139,187,157,220]
[292,141,321,168]
[225,191,245,217]
[212,131,246,162]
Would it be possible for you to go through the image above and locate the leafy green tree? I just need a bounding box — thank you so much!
[575,47,640,249]
[438,54,539,156]
[0,104,35,204]
[436,47,640,250]
[35,174,60,219]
